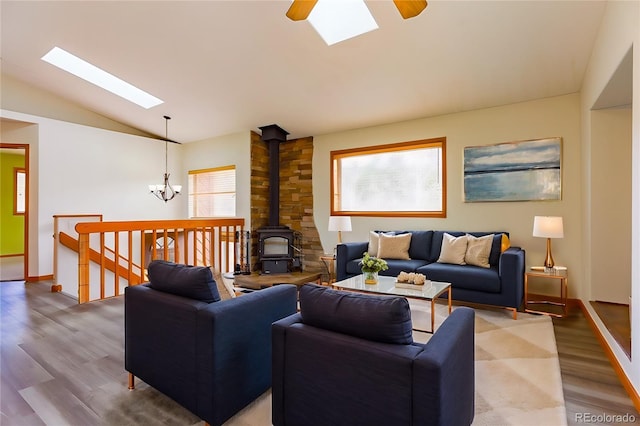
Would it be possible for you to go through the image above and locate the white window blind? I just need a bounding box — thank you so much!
[188,166,236,218]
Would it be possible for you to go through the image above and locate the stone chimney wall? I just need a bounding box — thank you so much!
[250,131,325,276]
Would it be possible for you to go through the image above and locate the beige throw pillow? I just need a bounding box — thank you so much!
[368,231,381,256]
[368,231,393,256]
[464,234,494,268]
[437,233,468,265]
[377,233,412,260]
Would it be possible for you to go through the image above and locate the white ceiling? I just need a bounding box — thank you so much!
[1,1,607,143]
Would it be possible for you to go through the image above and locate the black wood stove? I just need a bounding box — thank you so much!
[256,124,302,274]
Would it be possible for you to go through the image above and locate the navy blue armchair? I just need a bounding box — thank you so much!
[272,284,475,426]
[125,261,298,426]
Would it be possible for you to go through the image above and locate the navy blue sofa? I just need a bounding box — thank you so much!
[272,284,475,426]
[125,261,298,426]
[336,230,525,318]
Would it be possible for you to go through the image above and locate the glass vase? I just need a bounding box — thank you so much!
[363,270,379,285]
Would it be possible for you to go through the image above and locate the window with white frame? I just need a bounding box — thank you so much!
[331,138,446,217]
[188,166,236,217]
[14,168,26,215]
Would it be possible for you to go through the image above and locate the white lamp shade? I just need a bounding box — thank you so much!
[533,216,564,238]
[328,216,352,232]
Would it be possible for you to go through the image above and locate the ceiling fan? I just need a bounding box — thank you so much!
[286,0,428,21]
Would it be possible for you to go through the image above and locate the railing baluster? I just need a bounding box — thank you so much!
[151,230,158,262]
[173,229,180,265]
[191,228,195,265]
[215,228,219,269]
[212,226,218,267]
[100,232,106,300]
[217,227,224,271]
[128,231,134,284]
[140,230,146,282]
[114,231,120,296]
[226,227,232,272]
[200,227,206,266]
[183,228,189,264]
[163,229,168,261]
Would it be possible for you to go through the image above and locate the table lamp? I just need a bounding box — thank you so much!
[532,216,564,268]
[328,216,352,244]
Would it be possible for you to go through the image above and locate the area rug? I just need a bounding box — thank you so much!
[411,301,567,426]
[103,304,567,426]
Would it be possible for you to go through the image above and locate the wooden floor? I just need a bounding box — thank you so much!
[590,300,632,359]
[553,303,639,425]
[1,280,639,425]
[0,255,24,281]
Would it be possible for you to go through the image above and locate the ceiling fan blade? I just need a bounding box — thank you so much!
[393,0,428,19]
[286,0,319,21]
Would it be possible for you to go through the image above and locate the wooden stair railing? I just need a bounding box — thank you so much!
[58,232,143,285]
[74,218,245,303]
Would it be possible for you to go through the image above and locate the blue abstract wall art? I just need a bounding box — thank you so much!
[464,137,562,202]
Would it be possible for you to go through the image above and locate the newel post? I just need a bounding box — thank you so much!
[78,232,90,303]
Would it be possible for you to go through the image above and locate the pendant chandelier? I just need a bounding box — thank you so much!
[149,115,182,202]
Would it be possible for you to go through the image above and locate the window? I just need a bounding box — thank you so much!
[188,166,236,218]
[331,138,446,217]
[14,168,26,215]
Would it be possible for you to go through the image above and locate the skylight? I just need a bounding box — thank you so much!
[308,0,378,46]
[41,47,163,109]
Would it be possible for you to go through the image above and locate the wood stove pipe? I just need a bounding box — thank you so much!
[258,124,289,227]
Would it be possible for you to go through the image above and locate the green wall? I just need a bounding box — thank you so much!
[0,151,25,255]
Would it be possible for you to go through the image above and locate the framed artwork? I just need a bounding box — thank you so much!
[463,137,562,202]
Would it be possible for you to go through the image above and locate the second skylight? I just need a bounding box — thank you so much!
[308,0,378,46]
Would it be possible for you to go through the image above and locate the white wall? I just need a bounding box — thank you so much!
[635,12,640,399]
[1,110,183,278]
[2,74,154,138]
[181,131,252,224]
[590,108,632,304]
[313,93,583,295]
[579,0,639,400]
[635,0,640,395]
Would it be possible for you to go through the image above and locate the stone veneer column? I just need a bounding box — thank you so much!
[250,131,325,275]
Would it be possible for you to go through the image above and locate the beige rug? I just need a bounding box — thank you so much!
[411,302,568,426]
[104,304,567,426]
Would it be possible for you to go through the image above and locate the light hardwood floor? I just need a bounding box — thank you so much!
[590,301,631,359]
[553,304,639,425]
[2,280,638,425]
[0,255,24,281]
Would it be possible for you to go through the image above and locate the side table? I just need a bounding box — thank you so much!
[524,268,568,318]
[320,254,336,284]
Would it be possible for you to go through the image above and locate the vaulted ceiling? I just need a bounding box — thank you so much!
[1,1,607,142]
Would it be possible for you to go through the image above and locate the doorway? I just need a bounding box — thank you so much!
[0,143,29,282]
[589,47,633,359]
